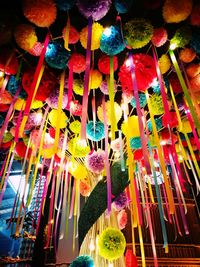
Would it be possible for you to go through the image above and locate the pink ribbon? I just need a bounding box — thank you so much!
[66,66,73,110]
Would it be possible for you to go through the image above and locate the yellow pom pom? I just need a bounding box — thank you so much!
[31,100,44,109]
[69,161,88,180]
[163,0,193,23]
[80,22,104,51]
[14,24,37,52]
[150,94,164,115]
[121,116,140,137]
[89,69,102,89]
[68,138,90,158]
[159,54,171,74]
[48,109,67,128]
[69,120,81,134]
[41,146,55,159]
[179,118,192,133]
[97,101,122,125]
[73,79,84,96]
[14,99,25,111]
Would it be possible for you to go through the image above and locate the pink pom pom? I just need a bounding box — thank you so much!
[29,42,43,56]
[63,25,80,44]
[190,4,200,26]
[151,27,168,47]
[98,55,118,74]
[68,53,86,73]
[117,209,128,230]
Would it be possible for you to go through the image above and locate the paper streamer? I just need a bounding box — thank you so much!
[169,83,182,131]
[119,130,125,171]
[128,52,151,175]
[66,65,73,110]
[169,49,200,129]
[138,224,146,267]
[64,15,71,51]
[81,17,92,139]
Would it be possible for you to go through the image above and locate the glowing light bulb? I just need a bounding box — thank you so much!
[103,27,112,37]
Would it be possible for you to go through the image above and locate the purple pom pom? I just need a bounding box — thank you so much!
[46,87,68,109]
[85,149,106,174]
[113,192,128,210]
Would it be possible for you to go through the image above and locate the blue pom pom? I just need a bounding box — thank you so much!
[7,76,27,99]
[45,41,71,70]
[55,0,75,11]
[100,26,125,56]
[151,78,169,94]
[0,115,4,127]
[147,117,163,132]
[130,137,142,149]
[114,0,133,13]
[86,121,105,141]
[130,93,147,108]
[190,28,200,54]
[69,255,94,267]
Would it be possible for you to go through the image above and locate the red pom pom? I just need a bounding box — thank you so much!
[68,53,86,73]
[15,141,32,159]
[169,73,182,94]
[98,55,118,74]
[151,27,168,47]
[162,111,178,128]
[190,4,200,26]
[119,54,157,93]
[63,25,80,44]
[0,104,9,112]
[125,249,138,267]
[133,149,143,161]
[0,140,12,149]
[69,100,82,116]
[160,129,178,144]
[0,48,19,75]
[49,127,56,138]
[22,69,56,101]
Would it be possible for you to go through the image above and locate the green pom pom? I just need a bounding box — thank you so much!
[150,94,164,115]
[170,26,191,48]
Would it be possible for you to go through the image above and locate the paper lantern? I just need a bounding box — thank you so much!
[63,25,80,44]
[124,18,153,49]
[179,48,196,63]
[186,63,200,78]
[119,54,157,93]
[55,0,75,11]
[114,0,133,13]
[121,116,140,137]
[158,54,171,74]
[89,69,102,89]
[69,120,81,134]
[22,69,56,101]
[68,138,90,157]
[150,94,164,115]
[14,24,37,52]
[69,255,94,267]
[0,48,19,75]
[162,111,178,128]
[45,41,71,70]
[85,149,106,174]
[190,28,200,54]
[80,22,104,51]
[86,121,105,141]
[170,26,191,48]
[73,79,84,96]
[98,227,126,261]
[163,0,193,23]
[100,26,125,56]
[46,87,68,109]
[190,4,200,27]
[130,93,147,109]
[76,0,112,21]
[7,76,27,99]
[190,74,200,93]
[68,53,86,73]
[97,101,122,125]
[23,0,57,28]
[151,27,168,47]
[98,55,118,75]
[48,109,68,129]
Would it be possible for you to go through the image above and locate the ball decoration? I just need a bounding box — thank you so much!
[151,27,168,47]
[190,28,200,54]
[0,48,19,75]
[55,0,75,11]
[158,54,171,74]
[80,181,91,197]
[160,129,178,144]
[68,53,86,73]
[2,131,13,143]
[48,109,68,129]
[0,104,9,112]
[130,137,142,149]
[73,79,84,96]
[89,69,102,89]
[22,69,56,101]
[114,0,133,14]
[76,0,112,21]
[170,26,191,49]
[98,55,118,75]
[14,98,26,111]
[69,255,94,267]
[190,4,200,27]
[97,101,122,125]
[113,192,128,211]
[186,63,200,78]
[100,26,125,56]
[98,227,126,261]
[150,94,164,115]
[63,25,80,44]
[99,78,117,95]
[69,161,88,180]
[45,41,71,70]
[180,118,192,133]
[68,138,90,158]
[147,117,163,132]
[190,74,200,92]
[162,111,178,128]
[85,149,106,174]
[69,100,82,116]
[179,48,196,63]
[130,93,147,109]
[121,116,140,137]
[80,22,104,51]
[162,0,193,23]
[14,24,37,52]
[119,54,157,93]
[123,18,153,49]
[86,121,105,141]
[69,120,81,134]
[29,42,43,56]
[46,87,68,109]
[7,76,27,99]
[0,90,13,105]
[23,0,57,28]
[110,138,121,152]
[15,141,32,159]
[151,80,161,94]
[26,110,43,130]
[117,209,127,230]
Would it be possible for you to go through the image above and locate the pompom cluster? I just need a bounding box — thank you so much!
[86,121,105,141]
[48,109,68,129]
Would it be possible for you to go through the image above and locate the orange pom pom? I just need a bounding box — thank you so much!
[186,64,200,78]
[179,48,196,63]
[190,74,200,93]
[14,24,37,52]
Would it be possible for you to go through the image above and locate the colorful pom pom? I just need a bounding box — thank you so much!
[46,87,68,109]
[158,54,171,74]
[89,69,102,89]
[29,42,43,56]
[190,74,200,92]
[14,24,37,52]
[97,101,122,125]
[130,93,147,109]
[151,27,168,47]
[124,18,153,49]
[73,79,84,96]
[80,181,91,197]
[113,192,128,210]
[80,22,104,51]
[163,0,193,23]
[23,0,57,28]
[7,76,27,99]
[130,137,142,149]
[169,73,183,94]
[99,78,117,95]
[170,26,191,48]
[0,90,13,104]
[147,117,163,132]
[48,109,68,128]
[179,48,196,63]
[98,227,126,261]
[69,120,81,134]
[69,161,88,180]
[68,53,86,73]
[63,25,80,44]
[117,209,127,230]
[85,149,106,174]
[150,94,164,115]
[69,255,94,267]
[121,116,140,137]
[69,100,82,116]
[186,63,200,78]
[86,121,105,141]
[98,55,118,75]
[162,111,178,128]
[76,0,112,21]
[45,41,71,70]
[55,0,75,11]
[100,26,125,56]
[114,0,133,14]
[68,138,90,157]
